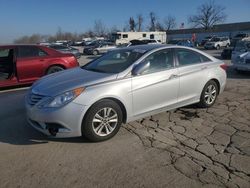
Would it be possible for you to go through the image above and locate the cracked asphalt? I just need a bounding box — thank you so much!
[0,50,250,188]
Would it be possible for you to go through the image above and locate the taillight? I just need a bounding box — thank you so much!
[220,64,227,71]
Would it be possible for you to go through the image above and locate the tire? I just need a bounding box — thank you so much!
[82,99,123,142]
[216,45,220,50]
[93,50,99,56]
[198,80,219,108]
[46,66,64,75]
[226,44,229,48]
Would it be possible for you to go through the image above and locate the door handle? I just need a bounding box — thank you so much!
[169,74,179,79]
[39,59,45,62]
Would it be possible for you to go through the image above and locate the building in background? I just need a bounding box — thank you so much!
[166,22,250,44]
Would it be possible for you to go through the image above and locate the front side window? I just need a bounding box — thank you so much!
[82,49,146,73]
[140,49,174,75]
[176,49,210,66]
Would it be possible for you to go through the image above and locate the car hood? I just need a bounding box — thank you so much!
[31,67,117,96]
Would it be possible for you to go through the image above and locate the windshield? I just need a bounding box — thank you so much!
[211,37,220,42]
[82,48,146,73]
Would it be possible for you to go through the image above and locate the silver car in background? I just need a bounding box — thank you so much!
[232,41,250,72]
[25,44,227,142]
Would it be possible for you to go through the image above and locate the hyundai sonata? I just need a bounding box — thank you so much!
[25,44,227,141]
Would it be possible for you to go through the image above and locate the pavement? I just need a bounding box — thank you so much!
[0,49,250,188]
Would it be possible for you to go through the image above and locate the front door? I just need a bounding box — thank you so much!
[132,49,179,116]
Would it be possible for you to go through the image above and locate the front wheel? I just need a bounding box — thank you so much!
[198,80,219,108]
[216,45,220,50]
[82,99,123,142]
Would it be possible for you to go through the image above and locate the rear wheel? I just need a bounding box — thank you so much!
[198,80,218,108]
[93,50,99,56]
[82,99,123,142]
[46,66,64,75]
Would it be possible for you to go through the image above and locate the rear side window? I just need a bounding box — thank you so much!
[17,46,47,58]
[175,49,211,66]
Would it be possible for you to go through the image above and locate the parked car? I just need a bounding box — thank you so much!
[231,33,250,47]
[0,45,79,88]
[178,40,194,47]
[47,44,81,59]
[168,39,194,47]
[83,41,102,54]
[26,44,227,141]
[204,37,230,50]
[200,35,217,46]
[84,42,116,55]
[232,41,250,72]
[140,39,160,44]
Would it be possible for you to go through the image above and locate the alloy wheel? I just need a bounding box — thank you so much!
[204,84,217,105]
[92,107,118,136]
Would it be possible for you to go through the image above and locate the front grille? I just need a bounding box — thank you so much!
[28,92,45,106]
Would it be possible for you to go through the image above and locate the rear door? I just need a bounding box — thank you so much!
[175,48,212,104]
[16,46,49,83]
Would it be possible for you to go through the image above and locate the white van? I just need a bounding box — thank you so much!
[112,32,167,45]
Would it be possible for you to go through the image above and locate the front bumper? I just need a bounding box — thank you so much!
[26,101,87,138]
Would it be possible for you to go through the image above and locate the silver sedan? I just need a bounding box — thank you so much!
[25,44,227,141]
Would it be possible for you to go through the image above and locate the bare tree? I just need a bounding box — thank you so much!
[14,34,44,44]
[163,15,177,30]
[155,22,164,31]
[136,14,143,32]
[129,17,135,31]
[188,0,227,30]
[93,20,107,37]
[149,12,157,31]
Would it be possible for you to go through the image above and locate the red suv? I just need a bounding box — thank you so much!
[0,45,79,88]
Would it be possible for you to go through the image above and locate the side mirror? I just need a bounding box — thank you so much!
[132,61,150,76]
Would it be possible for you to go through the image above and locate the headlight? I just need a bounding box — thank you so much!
[39,87,84,108]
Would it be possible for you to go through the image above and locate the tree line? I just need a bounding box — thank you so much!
[14,1,226,44]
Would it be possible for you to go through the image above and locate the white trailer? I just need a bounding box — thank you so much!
[112,31,167,45]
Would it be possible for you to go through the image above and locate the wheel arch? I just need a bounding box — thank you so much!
[45,64,66,74]
[83,97,128,124]
[204,78,221,94]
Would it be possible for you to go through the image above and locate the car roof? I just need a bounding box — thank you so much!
[0,44,44,48]
[122,44,166,51]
